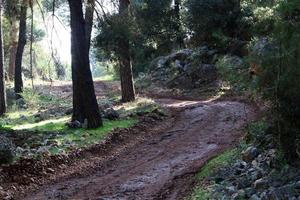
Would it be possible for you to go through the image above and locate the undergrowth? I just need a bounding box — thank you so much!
[188,148,240,200]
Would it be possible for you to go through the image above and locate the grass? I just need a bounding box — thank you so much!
[188,148,240,200]
[94,74,116,82]
[0,84,156,159]
[116,97,164,117]
[196,148,239,180]
[1,115,137,157]
[0,110,36,129]
[45,118,137,154]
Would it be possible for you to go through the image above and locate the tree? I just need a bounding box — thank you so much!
[0,0,6,115]
[6,0,19,80]
[174,0,184,48]
[185,0,241,45]
[67,0,102,128]
[84,0,95,52]
[118,0,135,102]
[14,0,27,99]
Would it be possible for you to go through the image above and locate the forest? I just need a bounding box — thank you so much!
[0,0,299,199]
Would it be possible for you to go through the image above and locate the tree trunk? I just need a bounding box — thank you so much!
[29,0,34,89]
[14,0,27,99]
[0,0,6,116]
[68,0,102,129]
[84,0,95,52]
[8,17,18,81]
[174,0,184,48]
[118,0,135,102]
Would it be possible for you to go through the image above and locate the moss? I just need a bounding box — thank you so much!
[188,148,239,200]
[189,187,211,200]
[51,119,136,148]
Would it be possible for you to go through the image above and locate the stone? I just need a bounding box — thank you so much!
[103,108,119,120]
[66,120,82,129]
[226,186,236,195]
[254,178,269,190]
[0,136,16,165]
[245,187,256,198]
[147,47,218,89]
[250,194,261,200]
[16,98,26,109]
[242,146,259,162]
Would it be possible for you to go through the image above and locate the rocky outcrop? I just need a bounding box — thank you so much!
[207,144,300,200]
[148,47,218,89]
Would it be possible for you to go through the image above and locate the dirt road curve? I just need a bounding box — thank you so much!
[23,100,256,200]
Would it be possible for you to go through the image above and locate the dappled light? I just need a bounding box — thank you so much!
[0,0,299,199]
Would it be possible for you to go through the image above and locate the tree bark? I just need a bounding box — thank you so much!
[84,0,95,52]
[14,0,27,99]
[118,0,135,102]
[0,0,6,115]
[29,0,34,88]
[8,17,18,81]
[68,0,102,129]
[174,0,184,48]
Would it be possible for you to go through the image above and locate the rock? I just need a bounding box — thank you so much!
[250,194,261,200]
[65,108,73,115]
[254,178,269,190]
[242,146,259,162]
[46,168,55,173]
[5,88,15,106]
[0,136,16,165]
[16,98,26,109]
[245,187,256,198]
[168,49,193,61]
[66,120,82,129]
[103,108,119,120]
[148,47,218,89]
[226,186,236,195]
[232,189,246,200]
[36,146,50,155]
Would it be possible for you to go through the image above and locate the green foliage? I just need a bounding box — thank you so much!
[250,0,300,161]
[221,0,300,161]
[216,55,251,92]
[246,120,270,147]
[188,187,211,200]
[95,0,183,76]
[184,0,242,45]
[197,149,239,180]
[21,88,69,109]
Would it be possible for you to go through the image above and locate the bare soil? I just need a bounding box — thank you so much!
[20,96,257,200]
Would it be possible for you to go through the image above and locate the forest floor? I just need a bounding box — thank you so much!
[1,79,258,200]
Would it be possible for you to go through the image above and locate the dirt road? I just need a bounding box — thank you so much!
[22,98,257,200]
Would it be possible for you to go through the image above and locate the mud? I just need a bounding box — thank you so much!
[22,100,257,200]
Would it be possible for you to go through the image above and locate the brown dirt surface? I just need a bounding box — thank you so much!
[18,97,257,200]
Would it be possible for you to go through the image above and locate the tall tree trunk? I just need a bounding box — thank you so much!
[118,0,135,102]
[29,0,34,89]
[174,0,184,48]
[14,0,27,99]
[8,17,18,81]
[68,0,102,129]
[0,0,6,115]
[84,0,95,52]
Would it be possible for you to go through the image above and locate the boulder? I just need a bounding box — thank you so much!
[103,108,119,120]
[253,178,269,190]
[148,47,218,89]
[66,120,82,129]
[168,49,193,61]
[0,136,16,165]
[242,146,259,162]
